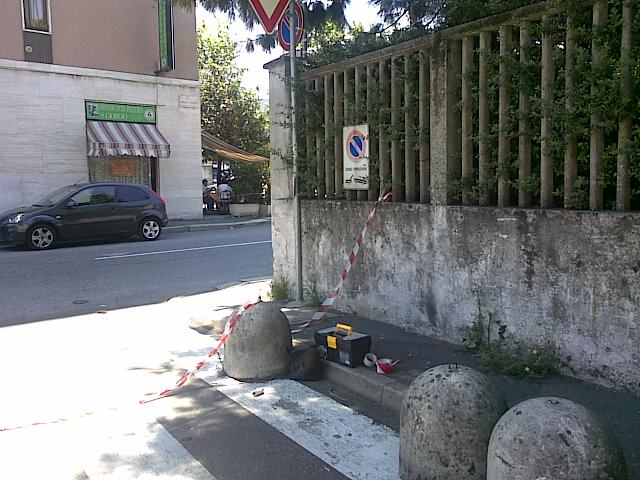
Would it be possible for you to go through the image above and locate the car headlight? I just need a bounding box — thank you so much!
[7,213,25,224]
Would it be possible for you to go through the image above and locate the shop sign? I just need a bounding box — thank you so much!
[85,101,157,124]
[158,0,175,72]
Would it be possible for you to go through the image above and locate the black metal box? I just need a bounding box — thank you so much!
[314,324,371,368]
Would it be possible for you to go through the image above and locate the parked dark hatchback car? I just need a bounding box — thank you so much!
[0,183,168,250]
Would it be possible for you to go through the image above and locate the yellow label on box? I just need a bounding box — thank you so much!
[327,335,337,349]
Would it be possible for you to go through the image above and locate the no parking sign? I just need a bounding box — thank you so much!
[343,124,369,190]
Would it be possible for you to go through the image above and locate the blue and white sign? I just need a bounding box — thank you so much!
[277,1,303,51]
[343,124,369,190]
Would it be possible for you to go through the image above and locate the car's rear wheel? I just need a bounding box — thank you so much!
[27,224,56,250]
[139,217,161,241]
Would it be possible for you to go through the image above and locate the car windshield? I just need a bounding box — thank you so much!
[32,185,79,207]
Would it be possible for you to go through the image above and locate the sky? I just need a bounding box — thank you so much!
[196,0,383,103]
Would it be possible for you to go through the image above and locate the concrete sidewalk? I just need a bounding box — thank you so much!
[164,215,270,234]
[281,304,640,479]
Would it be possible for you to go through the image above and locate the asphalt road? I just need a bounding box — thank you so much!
[0,223,273,326]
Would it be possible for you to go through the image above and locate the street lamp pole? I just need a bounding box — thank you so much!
[289,0,303,301]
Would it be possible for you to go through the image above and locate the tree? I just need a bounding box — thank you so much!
[174,0,350,52]
[198,25,270,199]
[198,25,268,155]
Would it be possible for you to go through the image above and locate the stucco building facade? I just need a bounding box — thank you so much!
[0,0,202,219]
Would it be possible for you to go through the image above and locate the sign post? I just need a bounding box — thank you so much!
[343,124,370,190]
[288,0,303,301]
[249,0,303,300]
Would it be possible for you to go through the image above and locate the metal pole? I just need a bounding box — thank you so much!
[289,0,303,301]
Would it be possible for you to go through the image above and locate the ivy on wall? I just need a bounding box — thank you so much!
[293,1,640,211]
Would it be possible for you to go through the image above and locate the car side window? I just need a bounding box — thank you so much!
[116,185,148,202]
[70,186,115,206]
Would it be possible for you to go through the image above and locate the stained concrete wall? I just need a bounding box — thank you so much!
[267,58,297,282]
[298,200,640,394]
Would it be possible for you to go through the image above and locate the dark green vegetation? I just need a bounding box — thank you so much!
[461,306,563,379]
[198,27,270,200]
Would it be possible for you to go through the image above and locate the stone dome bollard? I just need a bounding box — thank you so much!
[487,397,628,480]
[400,364,508,480]
[223,301,292,382]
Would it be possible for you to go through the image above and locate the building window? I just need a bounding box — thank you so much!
[23,0,50,32]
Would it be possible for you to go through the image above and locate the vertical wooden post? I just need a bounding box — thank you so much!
[324,74,334,197]
[355,65,367,200]
[540,16,554,209]
[334,73,344,198]
[447,40,462,204]
[405,53,416,202]
[391,56,402,201]
[419,50,430,204]
[518,23,532,208]
[617,0,632,211]
[590,0,607,210]
[379,59,390,194]
[367,63,379,200]
[461,36,474,205]
[564,15,578,208]
[478,31,492,206]
[314,77,325,198]
[344,69,355,200]
[498,25,512,208]
[305,79,315,197]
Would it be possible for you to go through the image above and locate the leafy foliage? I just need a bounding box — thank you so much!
[461,305,563,379]
[198,26,270,201]
[269,275,291,300]
[198,26,268,156]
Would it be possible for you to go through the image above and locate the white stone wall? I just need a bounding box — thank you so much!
[0,59,202,219]
[267,58,297,288]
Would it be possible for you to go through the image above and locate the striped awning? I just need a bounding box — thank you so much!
[86,121,170,158]
[201,131,269,163]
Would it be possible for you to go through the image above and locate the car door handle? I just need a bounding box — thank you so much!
[112,207,121,212]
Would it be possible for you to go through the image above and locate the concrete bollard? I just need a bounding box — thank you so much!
[400,364,508,480]
[487,397,628,480]
[223,302,292,382]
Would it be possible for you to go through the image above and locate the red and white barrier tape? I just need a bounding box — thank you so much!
[139,297,261,404]
[292,191,392,334]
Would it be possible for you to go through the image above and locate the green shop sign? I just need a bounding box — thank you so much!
[85,101,157,124]
[158,0,175,72]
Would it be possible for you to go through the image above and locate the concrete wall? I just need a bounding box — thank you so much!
[267,50,640,394]
[299,200,640,394]
[267,58,297,281]
[0,0,197,80]
[0,59,202,219]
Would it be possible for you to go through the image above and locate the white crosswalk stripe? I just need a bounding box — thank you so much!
[209,377,400,480]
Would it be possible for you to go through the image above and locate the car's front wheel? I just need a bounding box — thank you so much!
[27,224,56,250]
[139,217,161,241]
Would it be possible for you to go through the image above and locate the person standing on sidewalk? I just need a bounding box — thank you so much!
[217,181,232,215]
[202,179,215,215]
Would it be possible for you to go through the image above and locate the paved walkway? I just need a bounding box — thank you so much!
[164,214,270,234]
[162,216,639,478]
[284,304,640,479]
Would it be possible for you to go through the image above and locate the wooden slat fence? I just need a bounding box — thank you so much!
[297,0,639,211]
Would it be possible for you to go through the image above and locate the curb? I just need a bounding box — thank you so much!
[164,218,271,234]
[323,361,408,413]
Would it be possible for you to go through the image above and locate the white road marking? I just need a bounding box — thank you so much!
[201,375,400,480]
[93,240,272,260]
[81,411,218,480]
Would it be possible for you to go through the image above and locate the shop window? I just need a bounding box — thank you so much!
[23,0,50,33]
